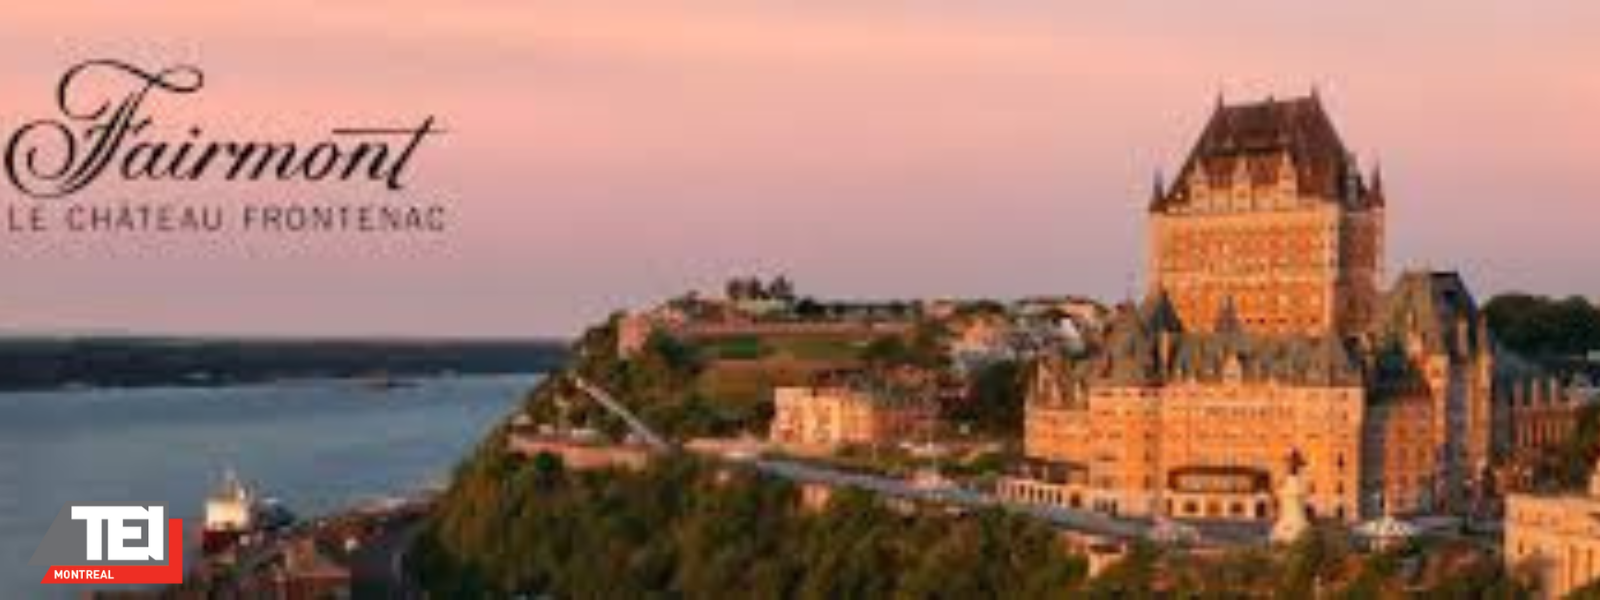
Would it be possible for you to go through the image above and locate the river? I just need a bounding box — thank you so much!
[0,373,536,597]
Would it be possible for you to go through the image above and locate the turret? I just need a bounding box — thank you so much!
[1151,170,1166,207]
[1216,296,1244,334]
[1472,312,1497,360]
[1368,163,1386,208]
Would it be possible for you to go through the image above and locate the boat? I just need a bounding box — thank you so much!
[202,469,255,554]
[201,469,297,555]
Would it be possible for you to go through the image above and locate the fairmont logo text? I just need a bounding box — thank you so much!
[4,60,442,199]
[1,60,449,234]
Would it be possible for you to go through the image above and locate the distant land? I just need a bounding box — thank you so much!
[0,336,568,391]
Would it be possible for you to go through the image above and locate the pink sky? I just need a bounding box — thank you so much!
[1,2,1596,337]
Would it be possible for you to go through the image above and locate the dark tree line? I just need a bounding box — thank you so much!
[0,337,566,390]
[946,359,1027,437]
[1485,294,1600,361]
[413,447,1531,598]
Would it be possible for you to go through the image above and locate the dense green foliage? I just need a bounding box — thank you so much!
[540,321,761,438]
[947,359,1027,436]
[1485,294,1600,360]
[1086,530,1525,598]
[414,446,1531,598]
[861,320,949,370]
[412,454,1088,598]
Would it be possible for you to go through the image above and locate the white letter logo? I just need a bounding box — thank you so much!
[70,506,164,561]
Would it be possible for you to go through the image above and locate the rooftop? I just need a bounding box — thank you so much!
[1153,94,1379,212]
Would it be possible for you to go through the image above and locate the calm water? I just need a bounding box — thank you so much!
[0,374,536,597]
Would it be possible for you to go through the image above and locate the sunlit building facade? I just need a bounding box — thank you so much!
[1004,95,1512,524]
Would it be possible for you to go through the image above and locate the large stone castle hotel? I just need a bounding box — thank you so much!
[1000,94,1533,525]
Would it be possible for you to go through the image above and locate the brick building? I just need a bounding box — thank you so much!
[1008,298,1366,522]
[1362,270,1498,513]
[1003,95,1523,526]
[1147,94,1383,337]
[769,384,936,452]
[1505,461,1600,598]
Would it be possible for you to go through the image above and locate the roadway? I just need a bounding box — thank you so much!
[569,375,1157,541]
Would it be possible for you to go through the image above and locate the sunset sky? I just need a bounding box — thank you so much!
[1,2,1596,337]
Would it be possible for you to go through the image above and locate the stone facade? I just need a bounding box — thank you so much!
[1013,297,1365,522]
[1496,377,1593,493]
[769,385,936,451]
[1007,95,1522,526]
[1362,270,1499,513]
[1509,378,1587,455]
[1360,391,1437,514]
[1505,463,1600,598]
[1148,95,1383,338]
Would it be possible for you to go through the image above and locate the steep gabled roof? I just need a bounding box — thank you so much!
[1214,296,1245,335]
[1091,292,1362,388]
[1153,95,1373,211]
[1139,288,1185,334]
[1371,270,1485,359]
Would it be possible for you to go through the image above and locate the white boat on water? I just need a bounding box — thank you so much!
[202,469,255,554]
[202,469,296,554]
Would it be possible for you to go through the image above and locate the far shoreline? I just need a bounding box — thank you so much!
[0,371,549,396]
[0,336,568,392]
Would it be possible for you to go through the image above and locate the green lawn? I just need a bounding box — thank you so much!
[699,335,766,360]
[767,335,864,361]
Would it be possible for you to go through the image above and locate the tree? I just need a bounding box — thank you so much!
[949,360,1026,436]
[414,455,1092,598]
[769,276,796,302]
[862,320,948,370]
[1278,526,1352,597]
[1486,293,1600,360]
[794,297,825,318]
